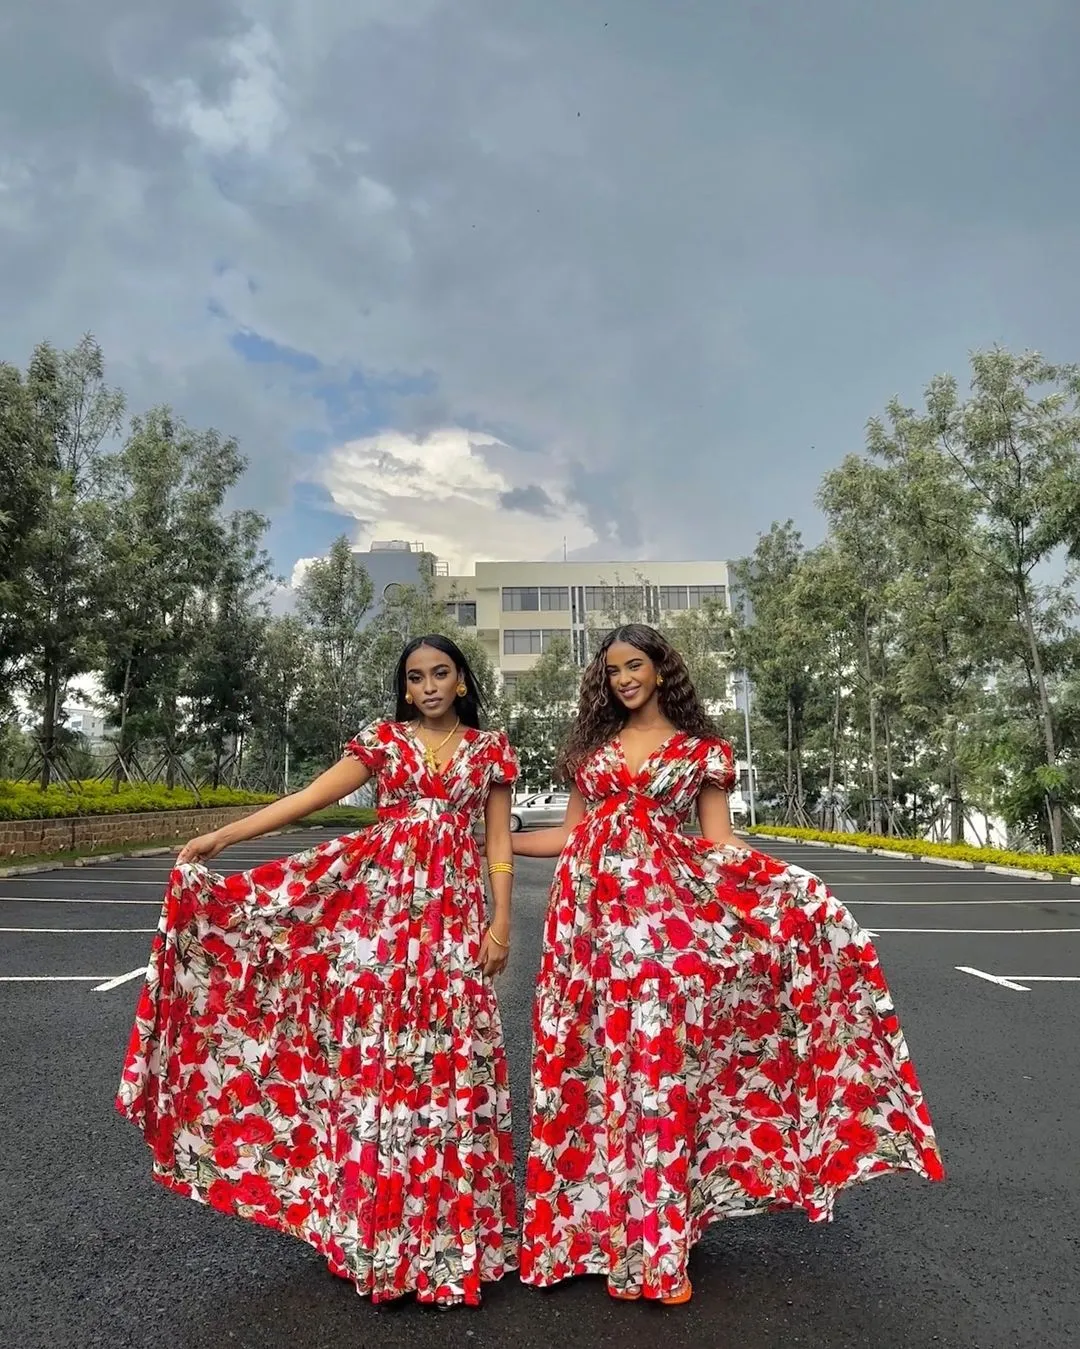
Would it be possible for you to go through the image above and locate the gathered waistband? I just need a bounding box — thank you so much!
[589,791,683,833]
[377,798,474,830]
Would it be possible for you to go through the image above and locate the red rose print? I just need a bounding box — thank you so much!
[750,1122,786,1155]
[555,1147,590,1183]
[237,1114,275,1145]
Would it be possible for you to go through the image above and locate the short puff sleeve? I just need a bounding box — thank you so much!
[489,730,520,787]
[344,721,390,773]
[703,737,736,793]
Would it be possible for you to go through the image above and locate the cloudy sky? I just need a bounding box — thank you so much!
[3,0,1079,579]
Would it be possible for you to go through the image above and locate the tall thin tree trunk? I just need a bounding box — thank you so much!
[862,614,881,835]
[1018,579,1063,853]
[785,696,795,822]
[39,666,58,789]
[947,719,963,846]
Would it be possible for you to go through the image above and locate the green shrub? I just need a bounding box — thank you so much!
[0,778,275,822]
[745,824,1080,877]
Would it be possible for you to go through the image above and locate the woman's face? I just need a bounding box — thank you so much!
[404,644,459,718]
[604,640,659,712]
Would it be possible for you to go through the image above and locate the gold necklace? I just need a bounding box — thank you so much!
[414,718,461,773]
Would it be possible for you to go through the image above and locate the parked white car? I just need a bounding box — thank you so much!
[510,791,571,832]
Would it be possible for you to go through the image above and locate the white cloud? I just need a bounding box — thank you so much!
[314,427,596,573]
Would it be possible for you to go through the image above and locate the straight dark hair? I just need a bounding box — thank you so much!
[393,634,485,728]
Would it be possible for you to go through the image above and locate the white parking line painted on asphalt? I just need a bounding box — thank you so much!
[0,927,157,934]
[824,881,1052,887]
[0,897,160,904]
[956,966,1031,992]
[91,968,147,992]
[0,975,127,983]
[843,898,1080,905]
[877,927,1080,934]
[1005,975,1080,982]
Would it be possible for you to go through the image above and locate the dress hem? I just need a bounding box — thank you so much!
[520,1158,942,1290]
[124,1107,519,1308]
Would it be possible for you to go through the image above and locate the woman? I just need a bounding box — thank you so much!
[513,625,942,1305]
[117,635,520,1309]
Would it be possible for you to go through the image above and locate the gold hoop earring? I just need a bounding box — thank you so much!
[456,681,467,697]
[656,674,665,687]
[405,692,414,704]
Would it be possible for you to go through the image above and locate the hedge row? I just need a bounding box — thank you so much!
[745,824,1080,878]
[0,779,276,821]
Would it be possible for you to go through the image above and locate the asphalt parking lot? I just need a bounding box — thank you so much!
[2,832,1077,1348]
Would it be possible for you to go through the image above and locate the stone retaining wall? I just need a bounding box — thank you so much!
[0,805,264,860]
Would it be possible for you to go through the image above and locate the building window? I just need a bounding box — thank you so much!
[502,587,539,611]
[688,585,726,609]
[504,629,542,654]
[444,601,477,627]
[584,585,613,611]
[503,629,566,655]
[540,586,570,611]
[659,586,688,610]
[502,673,520,699]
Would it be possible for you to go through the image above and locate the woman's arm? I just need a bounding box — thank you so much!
[696,783,744,848]
[478,784,513,976]
[178,755,373,861]
[510,786,585,858]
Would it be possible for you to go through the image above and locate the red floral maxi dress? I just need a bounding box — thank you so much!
[520,734,943,1298]
[117,721,520,1308]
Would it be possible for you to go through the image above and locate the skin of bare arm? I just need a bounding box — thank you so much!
[509,786,586,859]
[695,782,744,848]
[477,783,513,976]
[176,755,373,864]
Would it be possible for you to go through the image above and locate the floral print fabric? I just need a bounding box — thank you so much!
[117,721,520,1307]
[521,732,943,1298]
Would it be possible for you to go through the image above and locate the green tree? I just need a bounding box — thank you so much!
[19,336,124,786]
[183,510,273,788]
[922,349,1080,852]
[818,456,901,834]
[295,537,375,761]
[731,524,829,825]
[96,408,258,788]
[503,637,580,786]
[245,615,313,792]
[868,399,1009,842]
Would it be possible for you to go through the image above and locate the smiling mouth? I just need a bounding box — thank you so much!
[618,685,642,699]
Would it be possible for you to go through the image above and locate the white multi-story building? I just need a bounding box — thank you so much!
[436,557,731,691]
[435,558,755,817]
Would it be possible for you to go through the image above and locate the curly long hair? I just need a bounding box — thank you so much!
[556,623,715,780]
[392,634,486,729]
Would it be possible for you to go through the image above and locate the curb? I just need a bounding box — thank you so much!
[748,832,1078,884]
[0,828,295,880]
[984,864,1055,882]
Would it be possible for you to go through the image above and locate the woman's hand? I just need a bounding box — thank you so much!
[176,831,226,866]
[479,923,510,978]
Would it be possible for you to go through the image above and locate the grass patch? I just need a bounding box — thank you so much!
[746,824,1080,877]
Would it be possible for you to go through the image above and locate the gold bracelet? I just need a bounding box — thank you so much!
[486,927,510,949]
[487,861,514,876]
